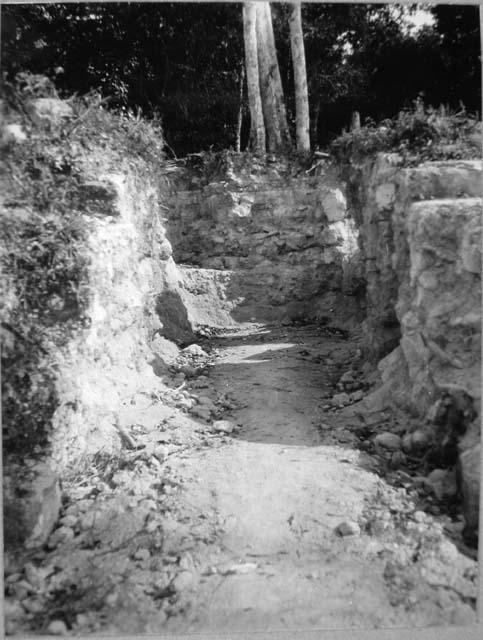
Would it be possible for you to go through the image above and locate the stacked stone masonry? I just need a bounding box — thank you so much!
[165,160,360,323]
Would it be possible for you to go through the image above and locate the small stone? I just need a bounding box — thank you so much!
[197,397,216,411]
[134,548,151,562]
[46,619,68,635]
[176,398,194,410]
[105,591,119,606]
[59,514,78,528]
[402,433,413,454]
[339,371,355,383]
[47,526,74,548]
[212,420,235,434]
[425,468,458,500]
[79,511,97,530]
[182,344,208,358]
[190,406,212,421]
[335,429,356,444]
[5,572,22,584]
[140,498,157,511]
[22,598,44,614]
[172,571,194,591]
[75,613,90,627]
[374,432,402,451]
[335,521,361,536]
[390,451,407,469]
[350,390,364,402]
[181,364,197,378]
[179,553,195,572]
[331,392,351,407]
[411,429,431,451]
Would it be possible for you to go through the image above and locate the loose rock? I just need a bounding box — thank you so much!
[47,526,75,548]
[182,344,208,358]
[331,392,351,407]
[374,432,402,451]
[172,570,195,591]
[46,619,68,635]
[212,420,235,434]
[134,548,151,562]
[335,521,361,537]
[425,468,458,500]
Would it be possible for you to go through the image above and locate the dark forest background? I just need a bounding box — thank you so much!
[1,2,481,155]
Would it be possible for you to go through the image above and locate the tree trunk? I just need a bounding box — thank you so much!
[311,98,320,147]
[255,2,281,152]
[289,2,310,152]
[243,2,265,154]
[350,111,361,131]
[256,2,291,152]
[235,62,245,152]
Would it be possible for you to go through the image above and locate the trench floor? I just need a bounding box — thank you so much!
[5,323,478,635]
[164,323,478,632]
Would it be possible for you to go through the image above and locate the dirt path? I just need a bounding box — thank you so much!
[5,324,478,635]
[164,324,478,632]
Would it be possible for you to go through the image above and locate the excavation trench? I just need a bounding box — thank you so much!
[4,155,480,635]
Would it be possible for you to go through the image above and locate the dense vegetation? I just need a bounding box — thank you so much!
[331,102,482,167]
[1,3,480,155]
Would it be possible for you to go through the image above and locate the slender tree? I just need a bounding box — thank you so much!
[235,61,245,152]
[289,2,310,152]
[243,2,265,153]
[257,2,292,151]
[255,1,282,151]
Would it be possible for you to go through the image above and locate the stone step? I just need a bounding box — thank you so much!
[405,160,482,201]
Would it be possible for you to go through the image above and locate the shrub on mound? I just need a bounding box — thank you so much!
[330,101,481,167]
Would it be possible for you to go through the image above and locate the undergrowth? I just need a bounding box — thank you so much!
[0,72,165,456]
[330,101,481,167]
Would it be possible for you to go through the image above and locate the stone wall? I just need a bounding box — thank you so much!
[165,158,361,324]
[349,154,482,540]
[349,155,481,409]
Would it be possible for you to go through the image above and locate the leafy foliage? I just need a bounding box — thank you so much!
[1,3,480,153]
[330,102,481,167]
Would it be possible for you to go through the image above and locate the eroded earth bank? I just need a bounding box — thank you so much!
[2,114,481,634]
